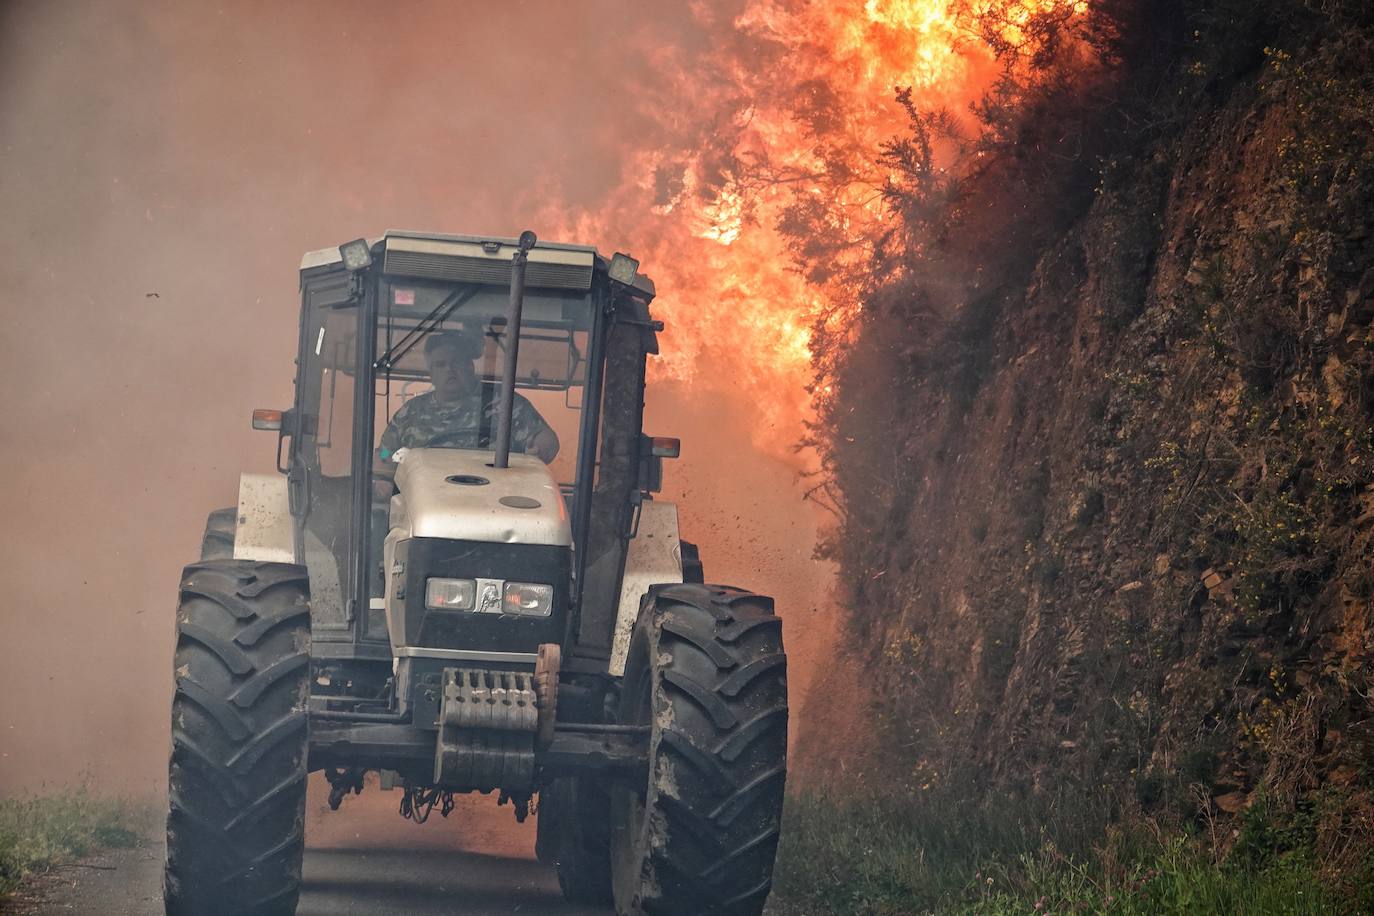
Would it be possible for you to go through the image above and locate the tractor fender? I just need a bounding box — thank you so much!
[608,500,684,677]
[231,472,295,563]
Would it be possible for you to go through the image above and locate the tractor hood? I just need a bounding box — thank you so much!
[390,448,571,547]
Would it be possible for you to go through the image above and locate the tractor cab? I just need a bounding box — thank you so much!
[286,232,663,691]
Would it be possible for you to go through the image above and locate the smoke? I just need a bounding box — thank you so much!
[0,1,834,794]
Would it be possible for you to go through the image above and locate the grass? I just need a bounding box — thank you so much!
[0,788,155,899]
[768,788,1365,915]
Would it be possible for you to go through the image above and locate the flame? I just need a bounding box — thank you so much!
[540,0,1086,456]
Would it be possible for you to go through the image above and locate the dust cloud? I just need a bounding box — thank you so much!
[0,1,836,795]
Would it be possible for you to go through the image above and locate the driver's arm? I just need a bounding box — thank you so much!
[527,426,560,464]
[513,396,559,464]
[374,403,409,476]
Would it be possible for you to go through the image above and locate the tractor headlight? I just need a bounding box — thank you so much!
[502,582,553,617]
[425,578,477,611]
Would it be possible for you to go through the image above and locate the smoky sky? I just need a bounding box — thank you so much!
[0,0,834,794]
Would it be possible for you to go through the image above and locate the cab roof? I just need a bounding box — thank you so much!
[299,229,655,302]
[299,230,598,272]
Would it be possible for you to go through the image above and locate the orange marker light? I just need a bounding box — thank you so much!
[650,437,681,459]
[251,409,283,431]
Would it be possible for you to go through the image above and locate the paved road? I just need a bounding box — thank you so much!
[21,779,610,915]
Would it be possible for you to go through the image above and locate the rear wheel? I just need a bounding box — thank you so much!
[200,508,237,560]
[164,560,311,916]
[610,584,788,916]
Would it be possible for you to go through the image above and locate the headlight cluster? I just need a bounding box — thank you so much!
[424,577,553,618]
[502,582,553,616]
[424,578,476,611]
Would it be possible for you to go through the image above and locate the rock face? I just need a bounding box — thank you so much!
[801,10,1374,835]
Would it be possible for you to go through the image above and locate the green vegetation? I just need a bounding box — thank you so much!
[769,788,1368,916]
[0,789,153,898]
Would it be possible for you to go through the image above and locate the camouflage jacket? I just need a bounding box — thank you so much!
[378,385,551,458]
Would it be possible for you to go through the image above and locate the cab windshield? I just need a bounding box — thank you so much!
[298,271,598,641]
[312,279,591,486]
[374,279,590,484]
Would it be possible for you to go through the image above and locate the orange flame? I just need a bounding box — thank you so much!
[539,0,1086,456]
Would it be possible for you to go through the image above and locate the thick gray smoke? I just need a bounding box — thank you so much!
[0,0,834,795]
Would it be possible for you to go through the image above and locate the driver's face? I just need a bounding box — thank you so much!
[424,347,476,403]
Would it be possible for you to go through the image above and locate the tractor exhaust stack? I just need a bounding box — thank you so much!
[493,230,537,469]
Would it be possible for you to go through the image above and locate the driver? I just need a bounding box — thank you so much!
[378,330,559,464]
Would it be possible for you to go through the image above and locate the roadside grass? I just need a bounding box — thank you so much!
[769,788,1367,915]
[0,789,156,899]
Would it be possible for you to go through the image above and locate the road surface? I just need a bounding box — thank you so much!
[18,778,610,915]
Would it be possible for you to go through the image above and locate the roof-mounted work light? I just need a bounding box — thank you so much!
[608,252,640,286]
[338,238,373,272]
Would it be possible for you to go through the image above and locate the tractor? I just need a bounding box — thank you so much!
[163,230,789,915]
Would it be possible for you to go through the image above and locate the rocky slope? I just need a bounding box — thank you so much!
[800,0,1374,861]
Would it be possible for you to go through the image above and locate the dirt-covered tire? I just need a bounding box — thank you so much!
[535,784,561,866]
[164,560,311,916]
[200,508,238,560]
[610,584,788,916]
[550,776,614,904]
[679,540,705,584]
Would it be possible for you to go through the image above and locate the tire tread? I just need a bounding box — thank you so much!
[616,582,788,916]
[164,560,310,916]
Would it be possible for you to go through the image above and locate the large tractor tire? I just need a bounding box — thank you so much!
[164,561,311,916]
[549,776,614,905]
[610,584,788,916]
[535,783,562,866]
[200,508,238,560]
[679,540,705,585]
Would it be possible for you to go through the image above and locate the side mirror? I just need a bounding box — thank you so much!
[638,456,664,495]
[638,435,679,495]
[252,408,297,475]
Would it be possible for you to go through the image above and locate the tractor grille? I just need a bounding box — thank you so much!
[383,246,593,290]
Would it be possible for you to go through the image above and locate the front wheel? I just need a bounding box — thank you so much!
[164,561,311,916]
[200,507,237,560]
[611,584,788,916]
[548,776,613,905]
